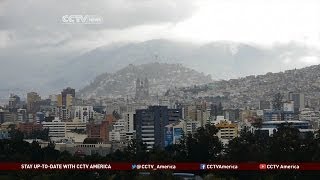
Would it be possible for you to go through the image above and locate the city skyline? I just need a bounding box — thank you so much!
[1,1,320,178]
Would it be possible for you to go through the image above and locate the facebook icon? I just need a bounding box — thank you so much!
[200,164,206,170]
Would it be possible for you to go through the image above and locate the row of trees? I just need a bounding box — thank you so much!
[7,124,50,141]
[1,124,320,179]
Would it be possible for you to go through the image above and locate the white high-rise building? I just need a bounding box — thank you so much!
[74,106,94,123]
[57,107,71,121]
[109,119,126,142]
[123,112,135,132]
[180,120,200,135]
[122,111,136,142]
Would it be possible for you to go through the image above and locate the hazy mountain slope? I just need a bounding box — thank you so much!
[1,39,319,98]
[51,40,320,90]
[173,64,320,108]
[50,39,197,89]
[79,62,212,99]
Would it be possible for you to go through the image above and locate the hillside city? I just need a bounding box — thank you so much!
[1,63,319,157]
[3,0,320,179]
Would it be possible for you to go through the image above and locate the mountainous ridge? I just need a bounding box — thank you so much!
[50,39,320,90]
[79,62,213,99]
[1,39,319,99]
[171,64,320,108]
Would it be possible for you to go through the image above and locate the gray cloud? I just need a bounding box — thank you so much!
[1,0,319,97]
[0,0,195,30]
[0,0,196,57]
[0,0,197,95]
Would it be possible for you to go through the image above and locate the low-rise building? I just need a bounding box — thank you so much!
[29,140,112,156]
[263,110,295,121]
[215,119,238,144]
[165,121,184,146]
[182,119,201,135]
[109,119,126,143]
[299,108,320,129]
[253,120,314,136]
[73,106,94,123]
[65,132,87,143]
[86,120,111,143]
[42,118,86,138]
[17,122,43,134]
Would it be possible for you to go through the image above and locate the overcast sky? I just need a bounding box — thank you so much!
[0,0,320,72]
[1,0,320,100]
[0,0,320,61]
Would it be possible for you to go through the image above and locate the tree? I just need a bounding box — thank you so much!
[27,129,50,141]
[42,142,60,161]
[165,133,188,162]
[269,124,305,162]
[123,139,148,162]
[30,141,43,162]
[83,138,102,144]
[148,147,171,162]
[251,117,263,128]
[181,124,223,162]
[312,129,320,161]
[225,127,269,162]
[8,128,24,142]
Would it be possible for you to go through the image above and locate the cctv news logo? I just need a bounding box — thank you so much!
[62,15,103,24]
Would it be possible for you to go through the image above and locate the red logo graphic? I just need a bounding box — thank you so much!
[259,164,267,170]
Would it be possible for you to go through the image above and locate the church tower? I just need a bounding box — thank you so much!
[135,78,149,100]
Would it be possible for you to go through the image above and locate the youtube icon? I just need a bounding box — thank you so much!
[259,164,267,170]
